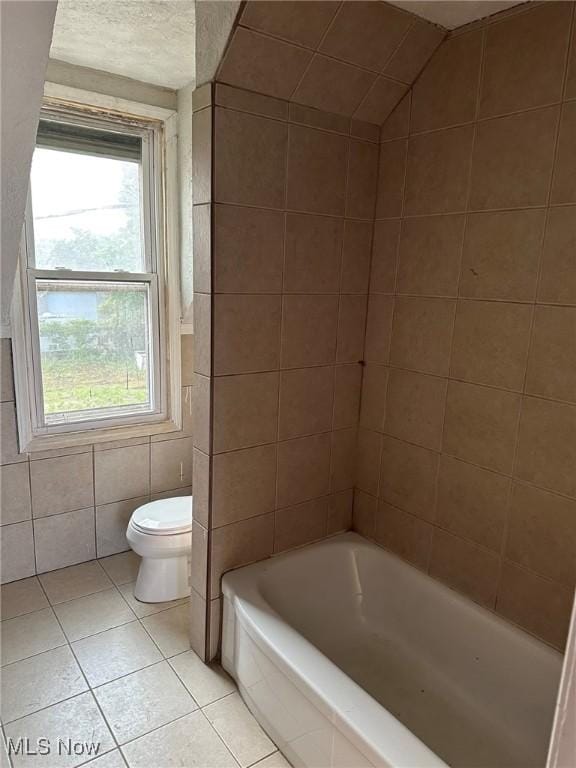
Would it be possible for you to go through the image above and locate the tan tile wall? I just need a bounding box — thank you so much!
[211,84,378,583]
[191,80,382,658]
[0,335,194,583]
[354,2,576,651]
[217,1,445,125]
[190,85,218,660]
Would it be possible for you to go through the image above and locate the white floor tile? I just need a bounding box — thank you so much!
[4,692,115,768]
[121,711,237,768]
[251,753,292,768]
[117,582,187,618]
[1,607,66,666]
[1,734,10,768]
[1,560,283,768]
[169,651,236,707]
[0,578,49,620]
[39,561,112,605]
[54,589,135,642]
[72,621,162,687]
[204,693,276,768]
[83,749,127,768]
[98,553,140,586]
[140,604,190,657]
[1,646,88,723]
[94,660,197,744]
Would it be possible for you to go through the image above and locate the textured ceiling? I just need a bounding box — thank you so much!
[217,1,446,125]
[389,1,528,29]
[49,1,532,98]
[50,0,195,89]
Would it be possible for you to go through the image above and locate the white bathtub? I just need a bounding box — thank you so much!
[221,533,563,768]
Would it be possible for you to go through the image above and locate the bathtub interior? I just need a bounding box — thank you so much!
[247,534,563,768]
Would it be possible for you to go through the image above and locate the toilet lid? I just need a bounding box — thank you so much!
[131,496,192,535]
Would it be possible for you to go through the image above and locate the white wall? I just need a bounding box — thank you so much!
[178,83,194,326]
[1,0,57,330]
[45,59,177,110]
[194,0,240,86]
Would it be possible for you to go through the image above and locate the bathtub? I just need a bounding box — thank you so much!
[221,533,563,768]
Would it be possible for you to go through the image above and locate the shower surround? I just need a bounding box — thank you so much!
[190,0,576,660]
[354,0,576,653]
[189,0,446,659]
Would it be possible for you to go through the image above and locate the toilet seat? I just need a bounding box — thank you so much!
[131,496,192,536]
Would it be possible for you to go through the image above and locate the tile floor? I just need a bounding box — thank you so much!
[0,553,289,768]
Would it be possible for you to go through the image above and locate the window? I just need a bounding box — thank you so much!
[13,101,181,450]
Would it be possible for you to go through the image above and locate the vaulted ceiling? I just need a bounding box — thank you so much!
[48,1,530,98]
[50,0,196,89]
[216,1,446,125]
[389,1,527,29]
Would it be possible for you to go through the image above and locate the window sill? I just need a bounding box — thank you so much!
[21,416,183,454]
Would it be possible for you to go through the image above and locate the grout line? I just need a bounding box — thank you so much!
[1,690,117,734]
[166,659,236,706]
[405,98,566,138]
[198,194,576,224]
[91,445,97,559]
[26,459,38,576]
[371,530,568,654]
[271,119,291,550]
[199,704,245,768]
[119,708,241,766]
[366,200,575,219]
[364,106,404,517]
[201,85,216,664]
[494,9,575,612]
[247,752,283,768]
[76,745,127,768]
[361,291,575,308]
[91,657,168,692]
[32,577,124,753]
[27,445,93,462]
[204,356,576,410]
[0,635,69,670]
[0,723,13,768]
[448,0,537,38]
[355,486,573,592]
[380,18,416,76]
[286,1,344,103]
[239,4,402,78]
[356,103,384,436]
[563,4,576,102]
[237,16,416,87]
[326,135,354,513]
[3,572,197,738]
[358,418,576,504]
[2,578,264,761]
[3,677,243,768]
[431,27,486,577]
[214,98,369,141]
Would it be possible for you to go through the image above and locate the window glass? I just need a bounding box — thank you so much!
[36,280,152,423]
[30,147,145,272]
[13,106,175,448]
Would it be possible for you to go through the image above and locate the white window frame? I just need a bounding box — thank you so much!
[11,90,182,452]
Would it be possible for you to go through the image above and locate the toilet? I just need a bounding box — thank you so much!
[126,496,192,603]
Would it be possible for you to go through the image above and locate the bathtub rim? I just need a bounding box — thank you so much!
[222,531,563,768]
[222,533,448,767]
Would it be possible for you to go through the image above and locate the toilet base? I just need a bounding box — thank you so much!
[134,554,191,603]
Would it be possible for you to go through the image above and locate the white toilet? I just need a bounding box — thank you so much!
[126,496,192,603]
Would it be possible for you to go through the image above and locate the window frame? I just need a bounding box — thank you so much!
[12,94,182,452]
